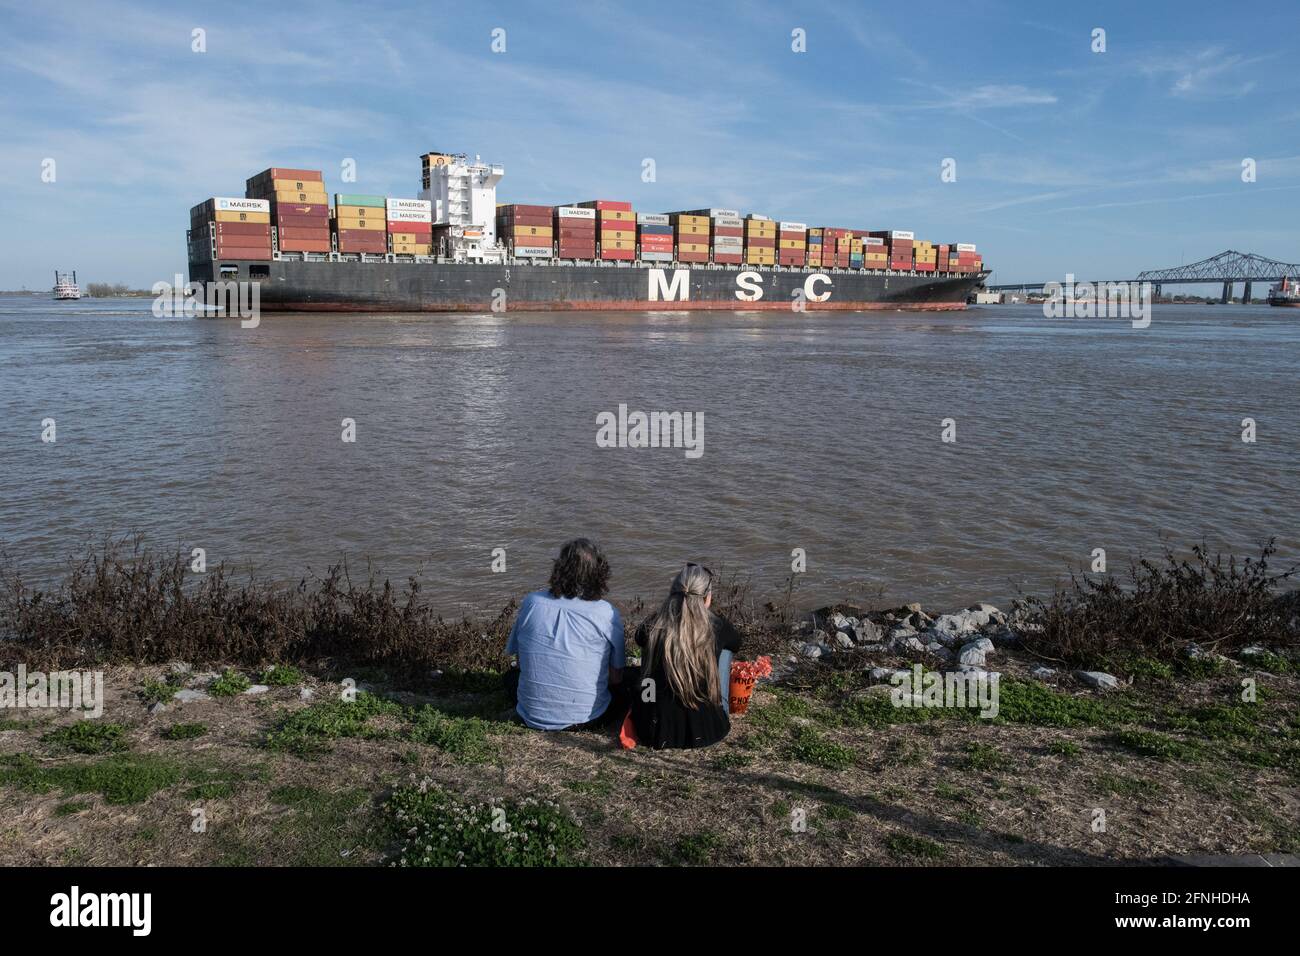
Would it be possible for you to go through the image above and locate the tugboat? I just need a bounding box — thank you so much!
[1267,276,1300,307]
[52,270,81,301]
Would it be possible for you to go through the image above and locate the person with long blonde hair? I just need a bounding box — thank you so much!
[629,563,743,749]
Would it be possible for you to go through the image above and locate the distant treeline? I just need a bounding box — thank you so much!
[86,282,151,297]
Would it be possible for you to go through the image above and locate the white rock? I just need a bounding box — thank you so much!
[1030,665,1056,679]
[932,613,977,638]
[148,702,167,715]
[243,684,270,695]
[1240,645,1268,658]
[799,642,826,660]
[852,620,883,644]
[957,640,990,667]
[835,631,855,650]
[1074,670,1120,690]
[857,643,888,655]
[831,613,852,632]
[173,689,210,703]
[299,687,315,700]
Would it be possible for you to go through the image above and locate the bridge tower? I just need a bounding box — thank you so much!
[1220,281,1231,304]
[1243,281,1252,304]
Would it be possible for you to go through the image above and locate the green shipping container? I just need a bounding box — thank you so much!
[334,193,387,207]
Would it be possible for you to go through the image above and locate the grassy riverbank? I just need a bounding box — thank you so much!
[0,540,1296,866]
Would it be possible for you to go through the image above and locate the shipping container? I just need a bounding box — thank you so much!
[555,206,597,219]
[278,238,333,253]
[335,193,387,208]
[337,204,385,220]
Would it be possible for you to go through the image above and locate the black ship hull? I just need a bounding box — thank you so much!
[187,257,987,312]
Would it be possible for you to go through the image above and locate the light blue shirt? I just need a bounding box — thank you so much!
[506,589,625,730]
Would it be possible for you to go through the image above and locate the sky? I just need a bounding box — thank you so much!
[1,0,1298,289]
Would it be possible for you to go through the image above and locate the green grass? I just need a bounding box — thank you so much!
[185,781,235,800]
[0,717,40,731]
[161,722,208,741]
[53,800,91,816]
[935,782,971,803]
[784,726,855,770]
[1244,651,1295,675]
[139,676,183,706]
[711,751,752,770]
[263,693,500,763]
[259,664,305,686]
[838,691,941,729]
[384,782,583,867]
[958,741,1013,772]
[661,829,722,866]
[1113,728,1200,762]
[43,721,128,755]
[993,680,1141,728]
[1048,739,1082,758]
[209,670,252,697]
[1095,773,1162,797]
[884,832,947,862]
[0,752,183,804]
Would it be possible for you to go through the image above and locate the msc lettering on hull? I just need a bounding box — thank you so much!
[647,268,833,303]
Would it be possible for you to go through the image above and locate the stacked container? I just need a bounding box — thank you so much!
[245,168,331,254]
[913,239,938,272]
[823,228,852,268]
[849,233,865,269]
[863,236,888,269]
[708,211,743,265]
[744,216,776,267]
[954,243,981,273]
[555,207,597,259]
[387,198,433,255]
[637,213,673,262]
[777,222,807,267]
[334,193,388,254]
[806,228,824,268]
[189,198,273,260]
[672,213,710,263]
[873,231,914,270]
[574,201,635,261]
[496,204,553,258]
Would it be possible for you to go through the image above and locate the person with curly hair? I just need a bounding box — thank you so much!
[504,538,626,730]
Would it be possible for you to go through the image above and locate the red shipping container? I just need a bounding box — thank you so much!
[279,238,332,253]
[213,245,271,259]
[578,200,632,211]
[499,204,551,216]
[557,248,596,258]
[499,213,552,227]
[252,167,322,182]
[276,214,332,230]
[278,226,329,240]
[713,252,742,264]
[778,230,806,240]
[600,249,635,260]
[677,251,708,263]
[712,226,743,237]
[745,237,776,248]
[215,222,271,237]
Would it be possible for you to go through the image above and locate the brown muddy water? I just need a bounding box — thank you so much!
[2,295,1297,615]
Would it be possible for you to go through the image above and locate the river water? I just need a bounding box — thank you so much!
[2,295,1296,615]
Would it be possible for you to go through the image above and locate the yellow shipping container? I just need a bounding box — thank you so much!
[601,209,635,222]
[337,205,385,219]
[677,224,709,236]
[336,216,385,231]
[393,243,432,254]
[602,239,635,251]
[678,242,709,252]
[601,228,636,241]
[779,239,806,249]
[507,225,553,238]
[215,210,271,223]
[390,233,417,243]
[269,190,328,205]
[269,179,327,195]
[675,215,709,226]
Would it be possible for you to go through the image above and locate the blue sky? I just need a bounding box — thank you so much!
[1,0,1297,288]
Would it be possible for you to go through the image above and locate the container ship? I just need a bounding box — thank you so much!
[1267,276,1300,307]
[186,152,987,313]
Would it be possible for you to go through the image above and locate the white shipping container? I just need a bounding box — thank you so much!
[956,243,977,252]
[702,209,740,219]
[387,198,432,214]
[778,222,808,231]
[747,214,772,221]
[388,209,434,223]
[713,236,743,248]
[713,216,743,228]
[512,245,552,257]
[636,213,670,225]
[889,231,915,240]
[556,206,596,220]
[640,251,673,261]
[864,236,885,246]
[215,197,270,212]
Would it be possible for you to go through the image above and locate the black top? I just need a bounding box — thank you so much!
[630,611,744,750]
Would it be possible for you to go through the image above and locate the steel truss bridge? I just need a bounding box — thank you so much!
[986,251,1300,303]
